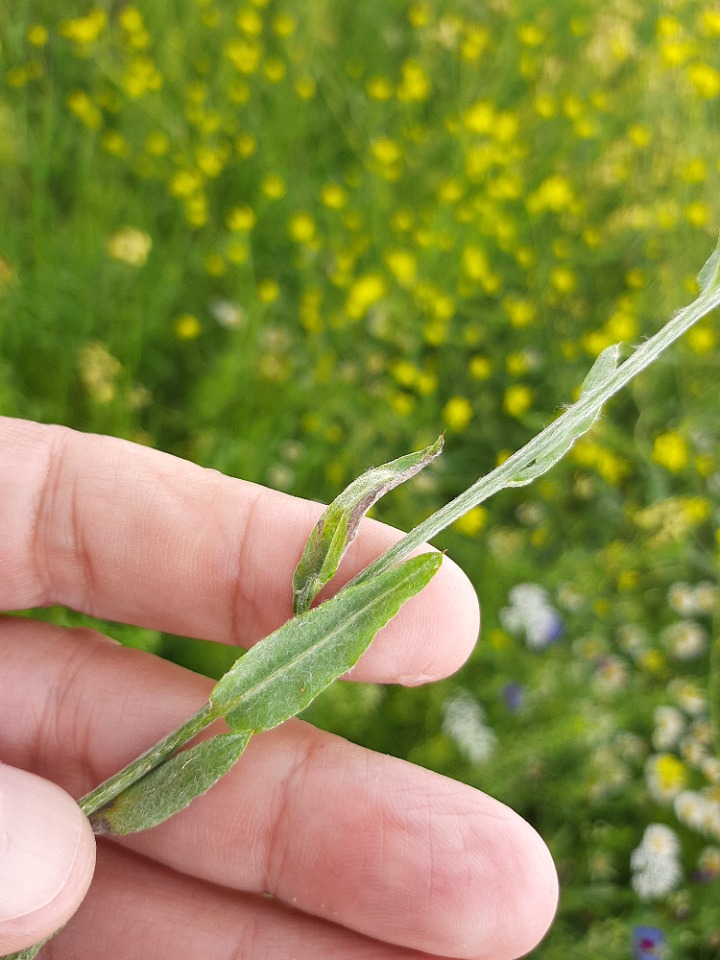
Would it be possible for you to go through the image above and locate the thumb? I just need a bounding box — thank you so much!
[0,764,95,955]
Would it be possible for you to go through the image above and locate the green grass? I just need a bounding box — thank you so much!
[2,0,720,955]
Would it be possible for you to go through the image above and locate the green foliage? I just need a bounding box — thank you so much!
[2,0,720,956]
[213,551,443,730]
[89,732,250,836]
[293,434,443,611]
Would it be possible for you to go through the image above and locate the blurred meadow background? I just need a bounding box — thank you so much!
[1,0,720,955]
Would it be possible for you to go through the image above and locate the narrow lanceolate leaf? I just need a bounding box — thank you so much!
[213,552,442,734]
[506,344,622,487]
[697,236,720,293]
[88,732,250,836]
[292,435,444,613]
[579,343,621,398]
[2,939,51,960]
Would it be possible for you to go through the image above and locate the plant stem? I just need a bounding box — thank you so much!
[353,279,720,584]
[78,701,218,819]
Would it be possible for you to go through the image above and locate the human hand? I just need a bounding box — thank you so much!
[0,417,557,959]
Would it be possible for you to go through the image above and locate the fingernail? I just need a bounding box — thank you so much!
[0,765,85,921]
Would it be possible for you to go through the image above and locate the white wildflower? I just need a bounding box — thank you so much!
[630,824,682,900]
[652,706,686,750]
[500,583,563,650]
[662,620,707,660]
[442,693,497,764]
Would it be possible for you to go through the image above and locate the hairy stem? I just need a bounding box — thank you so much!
[78,701,217,819]
[352,279,720,584]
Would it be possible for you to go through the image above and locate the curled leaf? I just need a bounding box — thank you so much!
[213,552,443,733]
[88,732,250,836]
[292,435,444,613]
[697,234,720,294]
[579,343,621,397]
[507,344,621,486]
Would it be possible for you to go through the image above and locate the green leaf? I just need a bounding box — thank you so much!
[292,436,444,613]
[507,345,621,486]
[579,343,621,397]
[2,943,48,959]
[697,234,720,294]
[213,552,443,733]
[88,732,250,836]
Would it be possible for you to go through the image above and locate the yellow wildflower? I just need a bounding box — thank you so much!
[145,131,169,156]
[60,10,106,45]
[264,57,285,83]
[688,62,720,98]
[506,352,530,377]
[371,137,402,166]
[288,212,317,243]
[647,753,688,801]
[687,324,717,355]
[517,23,545,46]
[366,76,394,101]
[396,60,431,102]
[550,266,577,294]
[122,56,163,98]
[443,396,473,432]
[257,278,280,303]
[503,296,536,328]
[272,13,296,36]
[346,274,387,319]
[389,392,416,417]
[469,355,491,379]
[528,174,574,213]
[503,384,533,418]
[701,10,720,37]
[236,132,257,157]
[321,183,347,209]
[27,24,49,46]
[294,76,316,100]
[196,144,228,178]
[385,249,417,286]
[237,7,263,35]
[606,310,637,341]
[261,173,286,199]
[107,227,152,267]
[460,25,490,61]
[101,130,129,157]
[392,360,420,389]
[534,93,556,118]
[682,497,711,523]
[408,4,429,27]
[453,506,488,536]
[185,193,208,229]
[226,240,249,264]
[652,431,690,472]
[225,38,262,74]
[174,314,202,340]
[226,205,256,232]
[67,91,102,130]
[118,7,144,33]
[685,201,709,228]
[681,157,707,182]
[463,99,495,134]
[169,169,203,198]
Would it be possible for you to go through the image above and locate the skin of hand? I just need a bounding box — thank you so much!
[0,417,558,959]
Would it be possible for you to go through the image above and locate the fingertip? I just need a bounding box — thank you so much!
[488,812,559,960]
[0,765,96,954]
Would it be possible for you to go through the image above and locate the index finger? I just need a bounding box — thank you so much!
[0,417,479,683]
